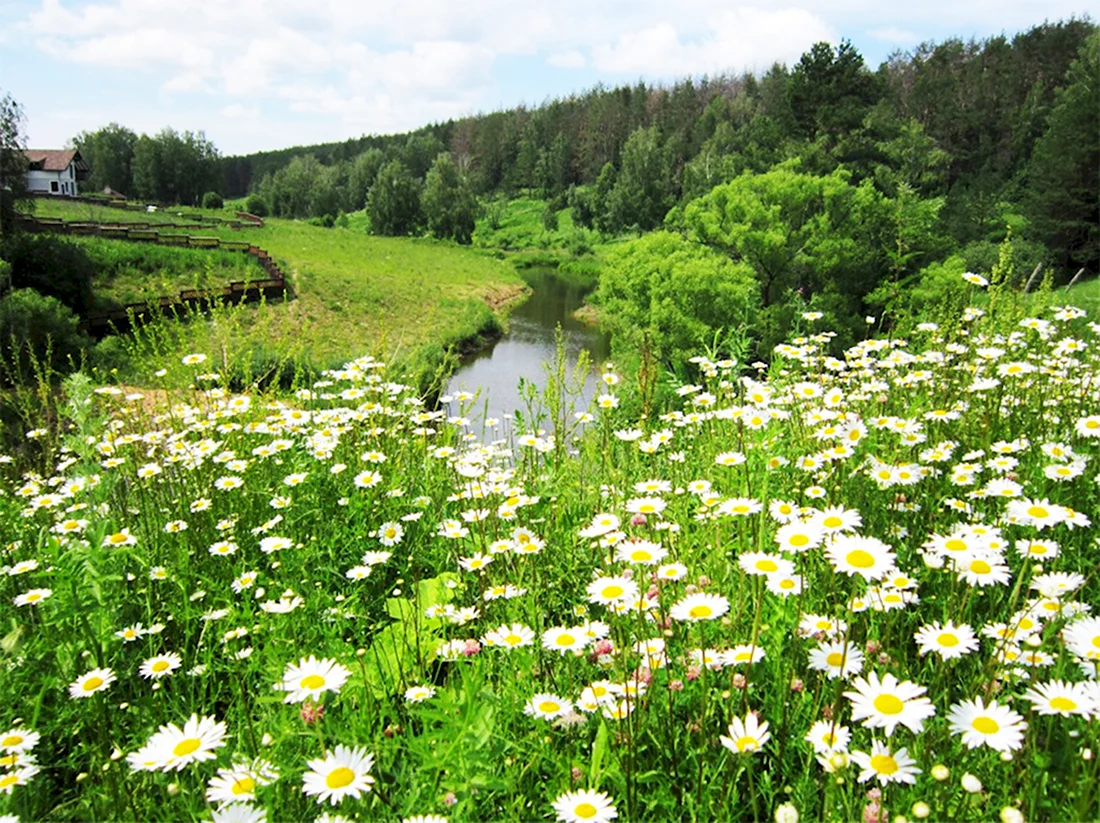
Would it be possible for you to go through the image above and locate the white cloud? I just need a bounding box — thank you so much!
[867,27,921,45]
[591,8,836,77]
[220,104,260,120]
[547,50,586,69]
[14,0,1096,152]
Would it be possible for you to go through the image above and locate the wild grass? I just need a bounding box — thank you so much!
[0,289,1098,822]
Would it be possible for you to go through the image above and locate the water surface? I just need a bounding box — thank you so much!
[444,267,610,430]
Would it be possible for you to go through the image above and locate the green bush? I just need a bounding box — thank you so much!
[1,234,95,315]
[0,288,90,378]
[201,191,224,210]
[245,193,269,218]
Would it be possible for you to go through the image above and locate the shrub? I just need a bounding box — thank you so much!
[245,194,269,218]
[1,234,95,315]
[201,191,224,210]
[0,288,90,379]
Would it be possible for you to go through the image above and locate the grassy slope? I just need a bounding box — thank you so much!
[30,199,525,374]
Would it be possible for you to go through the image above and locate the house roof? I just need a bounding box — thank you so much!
[25,149,88,172]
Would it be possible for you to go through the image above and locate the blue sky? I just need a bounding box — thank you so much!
[0,0,1092,156]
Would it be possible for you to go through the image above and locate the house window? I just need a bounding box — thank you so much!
[50,181,59,192]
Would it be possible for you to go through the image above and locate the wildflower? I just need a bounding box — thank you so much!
[103,529,137,547]
[720,711,771,754]
[913,621,979,659]
[844,672,936,735]
[302,744,375,805]
[804,720,850,754]
[206,759,279,805]
[0,764,40,793]
[483,623,535,649]
[808,641,865,679]
[542,627,590,655]
[586,576,638,606]
[140,652,183,680]
[525,694,571,720]
[947,697,1026,752]
[0,728,39,753]
[69,668,117,699]
[669,593,729,622]
[128,714,227,772]
[278,657,351,704]
[404,685,436,703]
[851,740,921,785]
[13,589,51,607]
[552,789,618,823]
[1021,680,1095,717]
[826,535,895,581]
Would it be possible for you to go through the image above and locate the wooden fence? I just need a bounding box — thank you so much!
[15,215,288,336]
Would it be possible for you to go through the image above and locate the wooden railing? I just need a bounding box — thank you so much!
[15,215,288,336]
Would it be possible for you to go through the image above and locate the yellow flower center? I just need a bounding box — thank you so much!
[970,560,992,575]
[826,652,844,667]
[756,560,778,573]
[789,534,810,548]
[870,754,898,775]
[556,634,576,647]
[326,766,356,789]
[602,585,624,599]
[232,776,255,795]
[846,550,875,569]
[873,694,904,715]
[1050,696,1077,712]
[688,605,713,619]
[736,736,758,751]
[152,661,170,672]
[173,738,202,757]
[575,803,598,819]
[0,775,18,788]
[780,579,795,589]
[82,677,104,692]
[539,701,560,714]
[1027,506,1049,519]
[823,517,842,529]
[504,634,522,646]
[937,633,959,647]
[944,539,967,552]
[972,717,999,735]
[300,674,326,690]
[1,735,22,747]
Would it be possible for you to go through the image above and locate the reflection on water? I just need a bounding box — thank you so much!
[444,267,610,430]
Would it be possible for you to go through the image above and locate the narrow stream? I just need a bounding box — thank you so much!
[444,267,611,430]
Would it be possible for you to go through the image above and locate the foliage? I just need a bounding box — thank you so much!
[604,126,672,233]
[74,123,138,196]
[679,163,891,350]
[201,191,224,210]
[1025,32,1100,276]
[421,153,477,244]
[0,90,29,235]
[1,233,95,314]
[0,287,90,377]
[367,160,422,237]
[592,230,758,367]
[131,128,221,205]
[244,193,269,218]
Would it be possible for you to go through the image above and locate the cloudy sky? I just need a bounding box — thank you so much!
[0,0,1091,156]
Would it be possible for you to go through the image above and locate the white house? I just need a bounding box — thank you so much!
[24,149,88,196]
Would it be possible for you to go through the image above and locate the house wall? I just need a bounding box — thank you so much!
[26,165,78,195]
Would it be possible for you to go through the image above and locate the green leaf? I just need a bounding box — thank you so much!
[590,721,609,789]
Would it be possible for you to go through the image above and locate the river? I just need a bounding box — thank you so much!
[443,267,610,432]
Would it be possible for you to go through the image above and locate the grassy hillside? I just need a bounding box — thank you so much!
[28,199,526,382]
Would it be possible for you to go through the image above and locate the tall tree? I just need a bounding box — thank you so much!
[367,159,422,236]
[605,126,671,233]
[1026,33,1100,275]
[74,123,137,195]
[421,153,477,243]
[0,91,29,235]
